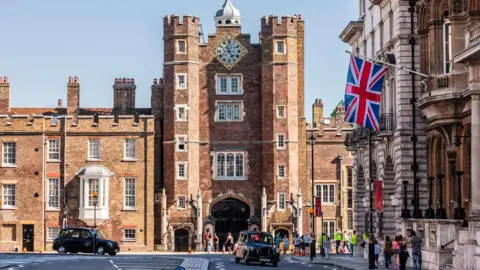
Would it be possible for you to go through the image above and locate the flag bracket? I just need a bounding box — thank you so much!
[345,50,430,78]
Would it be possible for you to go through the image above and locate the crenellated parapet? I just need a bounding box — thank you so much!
[261,15,302,37]
[163,14,200,37]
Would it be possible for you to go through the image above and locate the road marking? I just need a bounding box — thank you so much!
[109,260,114,264]
[113,264,119,269]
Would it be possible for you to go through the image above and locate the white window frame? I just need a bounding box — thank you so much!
[124,139,137,160]
[2,184,16,209]
[442,13,452,74]
[124,177,136,210]
[47,227,60,241]
[276,105,286,119]
[176,162,188,180]
[123,229,136,242]
[88,139,101,161]
[176,40,186,54]
[177,196,187,209]
[315,184,336,204]
[2,142,16,167]
[275,40,286,54]
[176,73,187,89]
[276,133,286,150]
[278,192,286,211]
[175,105,188,121]
[215,101,243,122]
[47,139,61,162]
[278,164,286,179]
[214,152,245,180]
[176,135,188,152]
[47,178,60,210]
[215,74,243,95]
[323,220,337,240]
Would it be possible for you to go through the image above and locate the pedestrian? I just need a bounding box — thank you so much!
[334,228,342,254]
[299,235,305,256]
[399,236,409,270]
[384,236,393,268]
[410,231,423,270]
[320,233,327,258]
[203,229,210,251]
[374,240,381,268]
[213,233,219,252]
[282,235,289,255]
[275,232,281,249]
[343,231,351,253]
[393,235,401,269]
[303,234,312,256]
[224,232,234,253]
[207,233,213,254]
[350,230,358,257]
[323,236,331,259]
[294,234,300,255]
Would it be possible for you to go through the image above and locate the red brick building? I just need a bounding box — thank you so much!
[156,0,308,251]
[0,76,155,252]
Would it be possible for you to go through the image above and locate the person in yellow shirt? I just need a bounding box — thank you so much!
[350,230,358,257]
[319,233,327,258]
[334,229,342,254]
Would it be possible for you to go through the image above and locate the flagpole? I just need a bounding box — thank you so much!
[368,129,375,269]
[345,50,430,78]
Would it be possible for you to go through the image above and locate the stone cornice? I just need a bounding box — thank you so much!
[339,21,364,44]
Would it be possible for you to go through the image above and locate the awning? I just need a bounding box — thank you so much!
[75,165,114,178]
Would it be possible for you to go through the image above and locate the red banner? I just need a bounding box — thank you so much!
[374,180,384,211]
[315,197,322,217]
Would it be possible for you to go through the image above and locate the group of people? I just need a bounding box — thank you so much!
[318,229,358,258]
[203,229,234,254]
[372,230,423,270]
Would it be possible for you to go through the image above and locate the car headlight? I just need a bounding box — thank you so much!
[108,242,114,247]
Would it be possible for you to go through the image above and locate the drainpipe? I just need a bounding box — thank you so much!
[43,130,47,251]
[63,115,68,228]
[409,0,423,219]
[338,155,344,230]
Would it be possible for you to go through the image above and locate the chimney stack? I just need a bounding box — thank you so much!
[113,78,136,115]
[312,98,324,128]
[335,101,346,130]
[67,76,80,116]
[0,76,10,112]
[151,78,164,120]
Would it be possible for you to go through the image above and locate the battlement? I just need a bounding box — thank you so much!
[152,78,164,86]
[0,114,154,133]
[114,78,135,85]
[163,14,200,26]
[261,14,302,26]
[260,15,302,36]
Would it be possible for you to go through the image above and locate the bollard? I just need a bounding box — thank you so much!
[39,248,43,254]
[188,247,192,254]
[23,248,26,253]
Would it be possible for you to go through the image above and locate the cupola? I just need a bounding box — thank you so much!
[215,0,241,27]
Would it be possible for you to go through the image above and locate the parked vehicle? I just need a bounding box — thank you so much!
[234,230,280,267]
[52,228,119,256]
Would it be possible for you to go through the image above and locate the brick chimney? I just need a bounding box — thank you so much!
[113,78,136,115]
[67,76,80,115]
[335,101,346,131]
[151,78,164,120]
[0,76,10,112]
[312,98,324,128]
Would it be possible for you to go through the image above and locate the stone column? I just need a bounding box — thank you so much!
[471,94,480,216]
[161,188,167,248]
[196,189,203,251]
[297,189,303,235]
[261,188,267,232]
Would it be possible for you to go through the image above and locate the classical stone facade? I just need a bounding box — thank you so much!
[156,0,308,251]
[308,99,354,240]
[0,77,155,252]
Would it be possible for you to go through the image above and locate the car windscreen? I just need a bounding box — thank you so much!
[248,233,273,244]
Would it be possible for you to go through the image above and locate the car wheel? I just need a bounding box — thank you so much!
[58,246,66,254]
[97,246,105,255]
[272,260,278,267]
[235,257,240,264]
[108,252,117,256]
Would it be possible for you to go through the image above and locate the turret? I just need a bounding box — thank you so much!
[113,78,136,115]
[215,0,242,28]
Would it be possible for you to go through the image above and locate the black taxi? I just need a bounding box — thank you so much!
[52,228,119,255]
[234,230,280,267]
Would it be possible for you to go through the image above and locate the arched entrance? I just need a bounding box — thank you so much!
[174,229,189,252]
[211,198,250,246]
[275,228,289,240]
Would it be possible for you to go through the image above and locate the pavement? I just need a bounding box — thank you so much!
[289,253,414,270]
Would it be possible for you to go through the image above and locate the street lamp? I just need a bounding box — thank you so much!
[309,134,316,261]
[92,191,98,254]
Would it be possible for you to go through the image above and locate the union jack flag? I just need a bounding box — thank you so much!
[344,55,387,131]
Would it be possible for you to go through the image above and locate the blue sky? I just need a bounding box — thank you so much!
[0,0,356,122]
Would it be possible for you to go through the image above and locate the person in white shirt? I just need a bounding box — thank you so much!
[303,234,312,256]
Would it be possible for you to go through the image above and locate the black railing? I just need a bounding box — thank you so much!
[378,113,396,133]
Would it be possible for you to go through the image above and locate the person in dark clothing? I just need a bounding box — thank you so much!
[399,236,409,270]
[384,236,393,268]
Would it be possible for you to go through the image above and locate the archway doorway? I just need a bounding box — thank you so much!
[174,229,189,252]
[211,198,250,247]
[275,228,289,240]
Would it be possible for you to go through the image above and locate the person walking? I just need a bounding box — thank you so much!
[224,232,234,253]
[374,240,381,268]
[393,235,401,269]
[207,233,213,254]
[384,236,393,268]
[343,231,351,253]
[203,229,210,251]
[323,236,331,259]
[350,230,358,257]
[399,236,409,270]
[213,233,219,252]
[294,234,300,255]
[410,231,423,270]
[334,229,342,254]
[275,232,281,249]
[320,233,327,258]
[282,235,289,255]
[303,234,312,256]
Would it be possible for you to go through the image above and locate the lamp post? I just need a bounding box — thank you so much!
[92,191,98,254]
[309,134,316,261]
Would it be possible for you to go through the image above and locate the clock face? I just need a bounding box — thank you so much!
[211,34,248,70]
